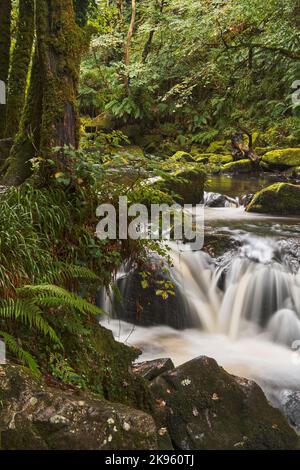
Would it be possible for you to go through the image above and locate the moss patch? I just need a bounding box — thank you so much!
[206,140,231,154]
[221,159,258,174]
[247,183,300,215]
[196,153,233,165]
[262,148,300,168]
[169,151,195,163]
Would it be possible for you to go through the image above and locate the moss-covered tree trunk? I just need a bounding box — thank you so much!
[5,0,84,185]
[37,0,83,154]
[4,0,35,139]
[0,0,12,138]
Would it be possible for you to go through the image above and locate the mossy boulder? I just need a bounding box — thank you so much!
[206,140,231,154]
[195,153,233,165]
[221,159,258,174]
[162,167,206,205]
[262,148,300,169]
[169,151,195,163]
[149,356,299,450]
[246,183,300,215]
[0,364,160,450]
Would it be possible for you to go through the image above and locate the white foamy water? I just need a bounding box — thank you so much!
[101,317,300,392]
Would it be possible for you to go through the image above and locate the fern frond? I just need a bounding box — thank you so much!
[0,331,40,376]
[17,284,105,317]
[0,299,62,346]
[43,263,100,287]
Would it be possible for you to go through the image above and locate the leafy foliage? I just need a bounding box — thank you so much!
[80,0,300,145]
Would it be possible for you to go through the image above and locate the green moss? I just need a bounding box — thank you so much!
[254,147,271,156]
[221,159,257,174]
[4,0,34,139]
[5,48,43,185]
[5,0,86,184]
[262,148,300,168]
[169,151,195,163]
[0,0,12,138]
[195,153,233,165]
[206,140,231,154]
[247,183,300,215]
[61,318,152,411]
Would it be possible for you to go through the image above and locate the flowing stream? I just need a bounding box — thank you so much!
[101,175,300,414]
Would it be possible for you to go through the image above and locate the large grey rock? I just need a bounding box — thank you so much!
[149,356,299,450]
[0,365,159,450]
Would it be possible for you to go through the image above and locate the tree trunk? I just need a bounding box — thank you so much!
[124,0,136,87]
[4,0,35,139]
[5,0,84,185]
[0,0,12,138]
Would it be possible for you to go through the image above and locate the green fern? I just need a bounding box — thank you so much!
[0,298,61,346]
[17,284,105,317]
[0,331,40,376]
[42,263,100,289]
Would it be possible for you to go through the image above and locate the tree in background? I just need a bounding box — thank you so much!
[4,0,35,139]
[0,0,12,138]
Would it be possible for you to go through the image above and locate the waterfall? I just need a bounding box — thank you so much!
[100,191,300,395]
[169,235,300,346]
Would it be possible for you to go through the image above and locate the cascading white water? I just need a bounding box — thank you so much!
[169,235,300,345]
[101,198,300,400]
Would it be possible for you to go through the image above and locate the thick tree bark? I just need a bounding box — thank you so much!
[5,0,84,185]
[5,0,35,139]
[0,0,12,138]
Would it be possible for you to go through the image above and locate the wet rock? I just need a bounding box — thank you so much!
[221,159,259,174]
[0,365,159,450]
[203,233,240,258]
[276,238,300,273]
[149,356,299,450]
[202,191,238,207]
[113,268,200,329]
[133,359,175,381]
[240,193,253,206]
[280,391,300,432]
